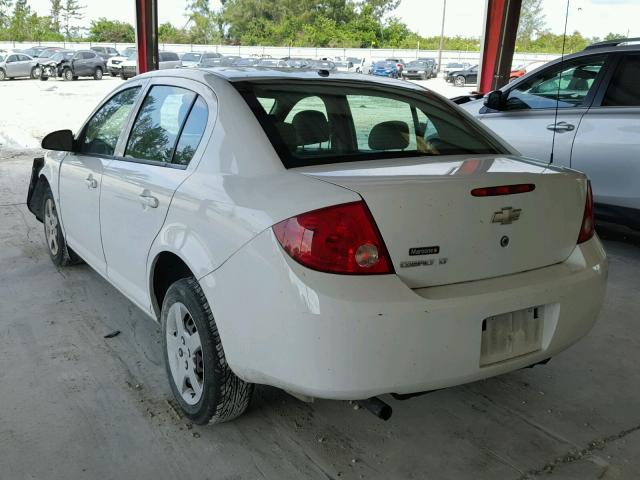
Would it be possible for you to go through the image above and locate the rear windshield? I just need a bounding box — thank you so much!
[235,81,506,168]
[182,53,202,62]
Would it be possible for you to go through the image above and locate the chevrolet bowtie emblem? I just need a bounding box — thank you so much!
[492,207,522,225]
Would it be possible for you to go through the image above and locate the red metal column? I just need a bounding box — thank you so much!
[135,0,159,74]
[478,0,522,93]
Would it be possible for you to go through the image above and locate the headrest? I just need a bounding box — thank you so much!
[292,110,330,146]
[368,121,410,150]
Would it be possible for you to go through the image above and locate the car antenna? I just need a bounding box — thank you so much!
[549,0,571,164]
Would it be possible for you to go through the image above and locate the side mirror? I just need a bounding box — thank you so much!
[41,129,75,151]
[484,90,506,111]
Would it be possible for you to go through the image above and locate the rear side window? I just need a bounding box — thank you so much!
[173,97,209,166]
[125,85,196,163]
[236,81,505,168]
[602,55,640,107]
[80,87,141,156]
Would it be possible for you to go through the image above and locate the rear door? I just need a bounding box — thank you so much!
[475,54,609,164]
[58,84,144,274]
[571,52,640,213]
[99,78,214,310]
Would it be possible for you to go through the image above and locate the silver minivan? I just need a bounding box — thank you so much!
[461,39,640,229]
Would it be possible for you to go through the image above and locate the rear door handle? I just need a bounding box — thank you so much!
[546,121,575,132]
[138,192,159,209]
[85,174,98,189]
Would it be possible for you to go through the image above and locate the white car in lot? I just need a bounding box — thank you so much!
[27,68,607,424]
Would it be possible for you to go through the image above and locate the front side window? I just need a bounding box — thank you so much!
[602,54,640,107]
[505,57,604,110]
[125,85,196,163]
[237,81,505,168]
[80,87,141,156]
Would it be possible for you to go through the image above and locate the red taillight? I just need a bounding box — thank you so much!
[272,201,394,275]
[577,181,595,244]
[471,184,536,197]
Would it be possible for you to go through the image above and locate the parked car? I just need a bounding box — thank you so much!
[308,59,336,71]
[443,62,471,75]
[180,52,222,68]
[37,50,74,80]
[402,60,436,80]
[39,49,106,81]
[334,60,355,73]
[33,47,66,62]
[509,60,547,81]
[346,56,366,73]
[0,52,39,80]
[385,58,405,74]
[446,65,478,86]
[120,51,182,79]
[107,52,129,76]
[27,68,608,424]
[417,57,438,73]
[232,57,260,67]
[91,46,120,60]
[460,39,640,229]
[284,58,311,69]
[371,60,400,78]
[21,46,47,58]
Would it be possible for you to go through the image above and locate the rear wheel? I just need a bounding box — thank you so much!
[63,68,73,81]
[42,188,81,266]
[94,67,103,80]
[162,277,253,425]
[0,69,5,81]
[454,75,466,87]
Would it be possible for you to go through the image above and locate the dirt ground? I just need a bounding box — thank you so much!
[1,73,639,480]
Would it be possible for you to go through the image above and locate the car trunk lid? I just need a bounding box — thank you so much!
[297,155,586,288]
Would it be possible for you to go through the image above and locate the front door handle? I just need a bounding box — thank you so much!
[85,174,98,189]
[139,192,159,209]
[546,121,575,132]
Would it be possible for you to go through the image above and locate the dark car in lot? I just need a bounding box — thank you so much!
[40,49,106,81]
[90,46,120,60]
[372,60,400,78]
[21,46,47,58]
[446,65,478,86]
[402,60,436,80]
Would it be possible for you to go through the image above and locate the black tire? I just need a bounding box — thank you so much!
[110,72,117,77]
[454,75,466,87]
[161,277,253,425]
[30,66,39,79]
[0,69,5,81]
[39,74,49,81]
[94,67,103,80]
[63,68,73,81]
[42,188,82,266]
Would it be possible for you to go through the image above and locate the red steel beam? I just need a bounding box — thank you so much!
[478,0,522,93]
[135,0,158,74]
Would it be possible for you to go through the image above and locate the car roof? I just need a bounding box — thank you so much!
[138,66,429,92]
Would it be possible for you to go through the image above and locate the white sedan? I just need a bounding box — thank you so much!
[27,68,607,424]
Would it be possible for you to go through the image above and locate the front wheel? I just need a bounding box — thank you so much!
[162,277,253,425]
[42,188,81,266]
[30,66,40,79]
[63,68,73,81]
[0,69,5,81]
[454,75,466,87]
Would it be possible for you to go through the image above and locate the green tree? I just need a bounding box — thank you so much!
[9,0,31,41]
[604,32,626,41]
[0,0,13,34]
[517,0,546,50]
[187,0,220,44]
[61,0,83,40]
[89,17,134,42]
[159,22,191,44]
[50,0,61,33]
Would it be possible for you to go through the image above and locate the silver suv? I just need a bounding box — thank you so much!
[461,39,640,229]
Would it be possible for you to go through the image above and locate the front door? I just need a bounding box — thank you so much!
[100,81,212,310]
[476,55,608,165]
[58,86,143,274]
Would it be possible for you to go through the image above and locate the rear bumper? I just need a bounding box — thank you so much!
[201,231,607,400]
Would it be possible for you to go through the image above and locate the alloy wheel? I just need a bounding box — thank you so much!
[166,302,205,406]
[44,198,59,256]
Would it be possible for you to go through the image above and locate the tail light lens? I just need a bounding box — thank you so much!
[577,181,595,244]
[272,201,394,275]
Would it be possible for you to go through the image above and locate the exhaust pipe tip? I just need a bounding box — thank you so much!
[355,397,392,421]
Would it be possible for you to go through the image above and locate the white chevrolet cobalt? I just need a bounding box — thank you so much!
[27,67,607,424]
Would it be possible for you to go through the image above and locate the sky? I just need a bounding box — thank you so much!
[26,0,640,39]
